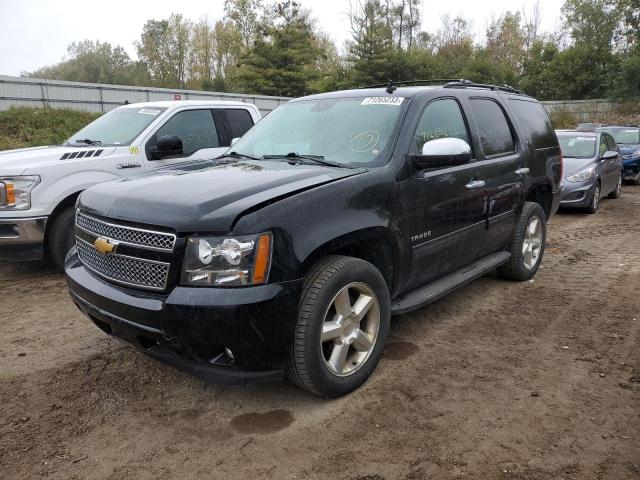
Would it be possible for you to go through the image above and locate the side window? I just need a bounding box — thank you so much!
[469,99,516,157]
[148,109,220,158]
[225,109,255,139]
[605,134,617,152]
[598,135,608,156]
[413,98,470,152]
[508,99,555,149]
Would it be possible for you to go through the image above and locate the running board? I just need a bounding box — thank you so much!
[391,251,511,315]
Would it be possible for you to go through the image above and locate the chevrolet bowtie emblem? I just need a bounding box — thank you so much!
[94,237,117,255]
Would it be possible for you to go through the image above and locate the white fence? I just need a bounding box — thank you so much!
[0,75,290,115]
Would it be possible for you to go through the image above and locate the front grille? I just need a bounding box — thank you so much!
[76,211,176,252]
[76,238,170,291]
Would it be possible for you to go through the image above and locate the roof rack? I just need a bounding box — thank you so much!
[360,79,466,90]
[443,79,525,95]
[359,79,527,95]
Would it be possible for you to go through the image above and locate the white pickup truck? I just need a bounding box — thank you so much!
[0,100,261,267]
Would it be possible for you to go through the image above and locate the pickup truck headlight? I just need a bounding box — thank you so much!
[0,176,40,210]
[565,167,595,183]
[181,233,272,287]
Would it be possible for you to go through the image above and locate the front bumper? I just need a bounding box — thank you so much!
[0,216,47,262]
[558,180,597,208]
[623,162,640,182]
[65,248,304,386]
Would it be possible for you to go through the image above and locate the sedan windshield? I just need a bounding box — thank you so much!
[599,127,640,144]
[67,106,167,146]
[229,96,407,167]
[558,134,596,158]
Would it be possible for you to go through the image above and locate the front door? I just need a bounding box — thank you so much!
[400,97,488,290]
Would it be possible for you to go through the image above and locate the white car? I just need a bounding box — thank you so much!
[0,100,261,267]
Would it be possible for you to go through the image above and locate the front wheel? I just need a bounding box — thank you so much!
[587,182,601,214]
[47,207,76,270]
[286,256,391,397]
[498,202,547,281]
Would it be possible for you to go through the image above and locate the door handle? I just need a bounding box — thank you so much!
[515,167,530,175]
[465,180,486,190]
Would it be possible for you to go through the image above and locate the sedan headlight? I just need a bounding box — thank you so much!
[181,233,272,286]
[0,176,40,210]
[565,167,595,183]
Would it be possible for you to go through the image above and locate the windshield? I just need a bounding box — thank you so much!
[229,96,407,167]
[558,134,596,158]
[67,106,167,146]
[599,127,640,144]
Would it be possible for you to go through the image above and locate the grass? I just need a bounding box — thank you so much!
[0,107,100,151]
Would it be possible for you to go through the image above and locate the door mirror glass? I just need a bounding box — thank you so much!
[151,135,183,159]
[601,150,618,160]
[231,137,240,146]
[410,137,471,169]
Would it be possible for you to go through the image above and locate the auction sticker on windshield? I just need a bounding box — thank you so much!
[361,97,404,106]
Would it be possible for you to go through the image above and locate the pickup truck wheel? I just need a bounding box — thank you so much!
[286,255,390,397]
[608,174,622,199]
[498,202,546,282]
[47,207,75,270]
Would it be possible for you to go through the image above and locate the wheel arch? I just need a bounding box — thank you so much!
[525,182,554,219]
[44,191,81,252]
[299,227,402,296]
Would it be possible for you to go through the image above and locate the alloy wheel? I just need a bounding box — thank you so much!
[320,282,381,377]
[522,216,543,270]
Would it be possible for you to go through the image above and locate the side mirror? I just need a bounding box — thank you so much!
[601,150,618,160]
[231,137,240,147]
[409,137,471,170]
[150,135,183,159]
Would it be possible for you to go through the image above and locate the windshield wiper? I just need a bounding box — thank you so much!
[222,151,261,161]
[74,138,102,145]
[262,152,350,169]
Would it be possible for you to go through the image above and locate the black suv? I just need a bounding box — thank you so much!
[65,81,562,397]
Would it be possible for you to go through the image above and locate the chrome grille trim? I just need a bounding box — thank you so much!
[76,237,170,291]
[76,211,176,252]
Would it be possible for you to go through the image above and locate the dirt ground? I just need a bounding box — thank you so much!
[1,187,639,480]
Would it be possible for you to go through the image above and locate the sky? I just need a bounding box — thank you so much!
[0,0,564,77]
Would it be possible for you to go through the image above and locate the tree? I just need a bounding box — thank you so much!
[435,15,474,78]
[346,0,395,85]
[235,3,322,96]
[224,0,263,48]
[485,11,526,77]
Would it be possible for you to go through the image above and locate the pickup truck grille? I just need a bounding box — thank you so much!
[76,212,176,252]
[75,211,175,291]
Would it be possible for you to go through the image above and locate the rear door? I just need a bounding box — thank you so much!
[400,97,488,289]
[467,97,524,255]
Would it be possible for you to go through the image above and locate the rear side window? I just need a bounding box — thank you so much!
[150,109,220,157]
[225,109,254,139]
[508,99,556,149]
[469,99,515,157]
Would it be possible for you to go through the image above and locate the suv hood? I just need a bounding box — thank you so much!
[0,145,114,174]
[79,159,365,233]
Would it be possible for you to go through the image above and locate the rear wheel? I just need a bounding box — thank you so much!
[608,174,622,199]
[286,256,390,397]
[47,207,75,270]
[498,202,546,281]
[587,181,601,214]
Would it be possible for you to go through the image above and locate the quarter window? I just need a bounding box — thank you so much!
[469,99,516,157]
[149,109,220,158]
[414,99,470,152]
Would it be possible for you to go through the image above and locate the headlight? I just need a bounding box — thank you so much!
[181,233,272,286]
[0,176,40,210]
[565,167,595,183]
[632,150,640,159]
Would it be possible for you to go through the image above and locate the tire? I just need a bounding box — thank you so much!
[587,181,601,214]
[47,207,76,270]
[497,202,546,282]
[608,174,622,199]
[286,255,391,397]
